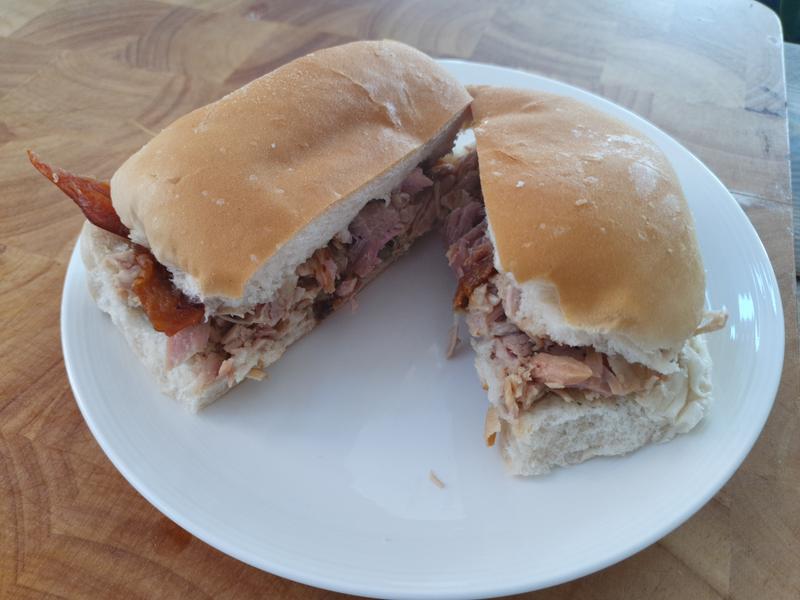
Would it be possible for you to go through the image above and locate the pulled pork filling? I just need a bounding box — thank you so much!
[109,166,442,384]
[437,151,662,419]
[34,148,723,403]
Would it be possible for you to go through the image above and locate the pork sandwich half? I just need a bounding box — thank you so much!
[31,41,471,410]
[436,86,725,475]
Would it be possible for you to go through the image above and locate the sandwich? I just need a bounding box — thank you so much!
[30,41,724,476]
[434,86,726,475]
[30,40,472,411]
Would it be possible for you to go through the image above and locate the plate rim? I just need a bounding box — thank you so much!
[60,59,786,599]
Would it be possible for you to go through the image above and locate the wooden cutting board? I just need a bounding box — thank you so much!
[1,0,798,598]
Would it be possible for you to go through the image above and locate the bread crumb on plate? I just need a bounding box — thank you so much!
[429,470,445,489]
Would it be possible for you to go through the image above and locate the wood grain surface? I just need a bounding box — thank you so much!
[783,41,800,306]
[1,0,798,598]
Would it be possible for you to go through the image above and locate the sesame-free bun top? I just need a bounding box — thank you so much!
[470,86,705,359]
[111,41,471,304]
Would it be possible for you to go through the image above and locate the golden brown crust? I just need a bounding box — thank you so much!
[111,41,471,299]
[469,86,705,348]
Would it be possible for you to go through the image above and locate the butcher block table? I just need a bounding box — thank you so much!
[1,0,798,598]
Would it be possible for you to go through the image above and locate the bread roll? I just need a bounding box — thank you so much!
[111,41,471,313]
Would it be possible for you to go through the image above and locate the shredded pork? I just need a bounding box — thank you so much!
[439,151,662,420]
[109,167,442,385]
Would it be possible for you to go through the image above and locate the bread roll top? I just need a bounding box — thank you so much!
[470,86,705,351]
[111,41,471,301]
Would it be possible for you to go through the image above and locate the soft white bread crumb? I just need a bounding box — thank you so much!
[493,335,712,476]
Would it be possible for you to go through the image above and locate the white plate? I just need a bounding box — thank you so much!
[61,61,784,599]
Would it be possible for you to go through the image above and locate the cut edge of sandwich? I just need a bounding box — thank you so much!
[477,334,712,476]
